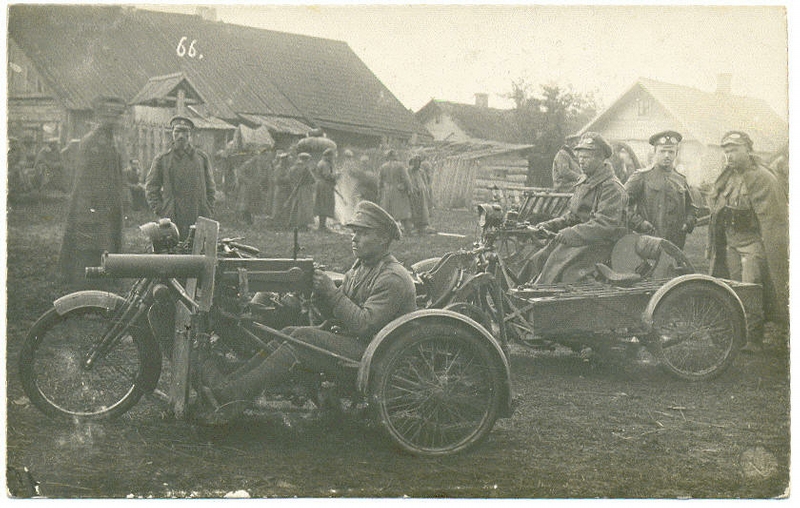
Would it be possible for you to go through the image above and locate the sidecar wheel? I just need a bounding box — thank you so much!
[370,323,503,456]
[649,281,745,381]
[19,305,162,421]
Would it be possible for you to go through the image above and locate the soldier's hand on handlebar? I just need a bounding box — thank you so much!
[531,225,555,240]
[312,269,337,299]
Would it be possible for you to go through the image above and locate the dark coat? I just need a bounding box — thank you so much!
[145,144,216,239]
[58,124,124,281]
[286,161,315,228]
[551,146,582,192]
[379,160,412,220]
[625,164,696,248]
[313,158,337,218]
[409,166,431,227]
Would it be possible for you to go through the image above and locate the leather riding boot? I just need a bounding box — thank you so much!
[212,342,300,406]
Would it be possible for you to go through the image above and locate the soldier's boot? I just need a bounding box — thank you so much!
[194,342,299,425]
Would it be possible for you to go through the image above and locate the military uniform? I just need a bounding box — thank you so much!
[145,117,216,240]
[707,132,788,325]
[525,133,628,284]
[313,152,337,221]
[379,154,412,222]
[286,154,315,229]
[271,154,292,226]
[625,131,695,248]
[551,145,582,192]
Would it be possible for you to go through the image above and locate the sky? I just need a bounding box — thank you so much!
[140,2,790,119]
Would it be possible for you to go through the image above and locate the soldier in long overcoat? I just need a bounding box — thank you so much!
[145,116,216,240]
[625,131,696,249]
[271,152,292,227]
[313,147,338,231]
[707,131,789,349]
[524,133,628,284]
[286,152,315,229]
[408,155,432,234]
[378,149,412,233]
[58,96,126,285]
[235,148,271,224]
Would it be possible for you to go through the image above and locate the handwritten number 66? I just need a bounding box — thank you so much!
[176,37,198,58]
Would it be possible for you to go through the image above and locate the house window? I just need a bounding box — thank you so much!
[637,98,651,117]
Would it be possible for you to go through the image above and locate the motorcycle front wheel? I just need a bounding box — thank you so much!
[19,304,162,421]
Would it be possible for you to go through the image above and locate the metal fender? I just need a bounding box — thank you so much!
[357,309,514,417]
[641,274,747,331]
[53,290,126,316]
[410,257,442,274]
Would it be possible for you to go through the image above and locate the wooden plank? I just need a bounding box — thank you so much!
[169,301,192,419]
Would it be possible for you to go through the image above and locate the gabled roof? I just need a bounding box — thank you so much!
[129,73,206,107]
[581,77,787,152]
[416,100,527,144]
[238,114,310,136]
[8,5,428,139]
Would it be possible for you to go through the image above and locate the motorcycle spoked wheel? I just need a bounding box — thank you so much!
[19,305,162,422]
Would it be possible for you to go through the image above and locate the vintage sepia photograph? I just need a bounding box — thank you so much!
[4,1,791,499]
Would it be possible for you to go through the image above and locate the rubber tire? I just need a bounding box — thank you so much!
[19,305,162,421]
[370,322,504,456]
[649,281,745,381]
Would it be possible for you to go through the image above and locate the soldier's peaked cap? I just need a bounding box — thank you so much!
[170,116,195,130]
[297,152,312,160]
[720,131,753,149]
[346,201,402,241]
[649,130,682,147]
[573,132,613,158]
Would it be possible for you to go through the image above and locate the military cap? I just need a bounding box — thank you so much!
[649,130,682,147]
[720,131,753,150]
[297,152,312,161]
[277,152,290,159]
[92,96,126,115]
[170,116,195,130]
[343,149,354,158]
[346,200,402,241]
[573,132,613,158]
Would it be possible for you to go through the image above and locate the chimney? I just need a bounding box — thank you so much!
[196,7,217,22]
[716,73,732,95]
[474,93,489,108]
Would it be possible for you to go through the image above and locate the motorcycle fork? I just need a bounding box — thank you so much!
[82,279,154,370]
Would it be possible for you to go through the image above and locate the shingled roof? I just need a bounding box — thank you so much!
[416,100,527,144]
[8,4,428,139]
[581,77,788,152]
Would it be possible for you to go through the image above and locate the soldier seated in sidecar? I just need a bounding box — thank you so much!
[195,201,415,424]
[520,132,629,285]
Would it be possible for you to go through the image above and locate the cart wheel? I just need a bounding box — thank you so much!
[370,323,503,456]
[649,281,745,381]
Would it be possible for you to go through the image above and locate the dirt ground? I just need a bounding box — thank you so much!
[4,192,790,499]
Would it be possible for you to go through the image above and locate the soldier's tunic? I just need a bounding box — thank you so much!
[378,160,412,221]
[58,124,125,283]
[409,165,431,229]
[234,152,270,223]
[707,160,788,324]
[526,161,628,284]
[286,161,315,228]
[145,143,216,239]
[271,158,292,226]
[551,145,582,192]
[313,158,337,219]
[625,164,696,248]
[285,253,416,374]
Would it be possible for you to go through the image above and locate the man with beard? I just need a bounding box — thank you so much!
[523,132,628,284]
[145,116,216,239]
[193,201,416,424]
[625,130,696,249]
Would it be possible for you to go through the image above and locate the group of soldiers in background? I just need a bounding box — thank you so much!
[543,129,788,351]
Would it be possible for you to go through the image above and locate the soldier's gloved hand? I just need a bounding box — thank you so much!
[313,269,338,300]
[531,225,553,240]
[553,228,582,246]
[639,220,656,234]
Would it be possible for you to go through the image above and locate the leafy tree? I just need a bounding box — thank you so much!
[506,81,598,187]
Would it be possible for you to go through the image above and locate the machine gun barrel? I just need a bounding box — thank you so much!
[87,253,209,279]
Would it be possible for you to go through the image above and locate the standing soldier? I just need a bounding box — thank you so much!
[419,156,435,214]
[707,131,789,352]
[58,96,126,285]
[234,147,271,225]
[313,147,338,232]
[552,134,582,192]
[379,149,413,234]
[408,155,433,235]
[145,116,216,240]
[625,131,696,249]
[286,152,315,230]
[271,152,292,227]
[34,137,66,191]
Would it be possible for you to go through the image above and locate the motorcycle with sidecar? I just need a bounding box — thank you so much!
[19,217,513,457]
